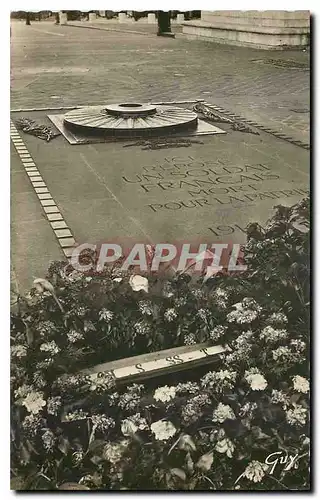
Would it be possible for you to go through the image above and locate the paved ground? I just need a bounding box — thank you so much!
[10,20,310,295]
[11,21,309,143]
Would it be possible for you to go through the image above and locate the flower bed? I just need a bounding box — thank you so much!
[10,198,310,491]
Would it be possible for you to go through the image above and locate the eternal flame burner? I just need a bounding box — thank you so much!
[63,103,198,137]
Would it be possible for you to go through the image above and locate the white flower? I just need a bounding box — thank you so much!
[67,330,84,343]
[64,409,88,421]
[215,430,234,458]
[271,390,290,409]
[209,325,227,341]
[227,298,261,324]
[125,413,148,432]
[129,275,149,292]
[272,346,292,361]
[91,415,115,432]
[244,368,267,391]
[22,391,46,414]
[290,339,306,352]
[239,402,258,417]
[47,396,62,415]
[151,420,177,441]
[99,309,114,322]
[293,375,309,394]
[267,312,288,324]
[201,369,237,393]
[212,403,236,423]
[138,300,153,315]
[286,404,308,426]
[40,340,60,355]
[103,440,129,464]
[153,385,176,403]
[243,461,269,483]
[11,345,27,358]
[164,308,178,322]
[42,429,55,451]
[259,326,287,343]
[121,419,138,436]
[87,372,115,392]
[184,333,197,345]
[14,384,33,399]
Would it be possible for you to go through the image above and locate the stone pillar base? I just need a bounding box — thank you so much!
[182,11,310,49]
[59,12,68,25]
[148,13,156,24]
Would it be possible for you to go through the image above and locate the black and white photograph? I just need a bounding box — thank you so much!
[9,4,310,492]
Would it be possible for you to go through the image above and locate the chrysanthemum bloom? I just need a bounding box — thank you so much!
[11,345,27,358]
[138,301,153,316]
[14,384,33,399]
[99,309,114,322]
[212,403,236,423]
[259,326,288,343]
[239,402,258,418]
[272,345,292,361]
[42,429,55,451]
[244,368,268,391]
[67,330,84,343]
[176,381,200,395]
[39,340,60,355]
[184,333,197,345]
[164,308,178,322]
[124,413,148,432]
[201,369,237,393]
[227,298,262,324]
[215,430,234,458]
[87,372,115,392]
[64,409,88,421]
[286,404,308,426]
[198,308,209,320]
[243,461,269,483]
[91,414,115,432]
[293,375,310,394]
[209,325,227,342]
[133,321,150,335]
[22,391,46,414]
[103,440,130,464]
[267,312,288,325]
[271,390,290,409]
[47,396,62,416]
[121,419,138,436]
[22,414,43,437]
[151,420,177,441]
[129,275,149,292]
[117,384,144,411]
[32,371,46,389]
[72,450,84,464]
[153,385,176,403]
[213,287,229,309]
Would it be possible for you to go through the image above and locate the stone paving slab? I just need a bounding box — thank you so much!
[11,147,65,293]
[11,22,309,144]
[11,111,309,269]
